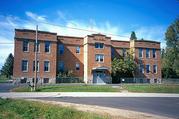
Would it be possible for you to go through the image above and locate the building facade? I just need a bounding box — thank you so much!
[13,29,161,84]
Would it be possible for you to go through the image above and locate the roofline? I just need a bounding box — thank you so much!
[111,40,130,42]
[57,35,83,39]
[87,34,111,39]
[135,40,160,44]
[15,29,57,35]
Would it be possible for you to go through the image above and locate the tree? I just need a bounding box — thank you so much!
[130,31,137,40]
[1,53,14,78]
[112,53,136,83]
[162,19,179,78]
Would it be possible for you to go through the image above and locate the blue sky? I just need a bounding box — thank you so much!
[0,0,179,68]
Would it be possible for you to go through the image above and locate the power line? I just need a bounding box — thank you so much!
[38,21,130,38]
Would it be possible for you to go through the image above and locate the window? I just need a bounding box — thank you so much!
[152,49,156,58]
[23,40,29,52]
[33,61,39,72]
[139,64,144,73]
[154,79,157,83]
[76,63,80,70]
[44,61,50,72]
[153,65,157,74]
[95,54,104,62]
[76,46,80,53]
[146,48,150,58]
[21,60,28,72]
[122,48,126,57]
[21,78,27,83]
[58,61,64,71]
[45,41,50,53]
[147,79,150,83]
[95,42,104,49]
[43,78,49,83]
[111,47,115,58]
[34,41,40,52]
[146,64,150,73]
[58,44,64,54]
[139,48,143,58]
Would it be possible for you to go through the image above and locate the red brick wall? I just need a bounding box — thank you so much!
[13,29,57,82]
[57,36,84,77]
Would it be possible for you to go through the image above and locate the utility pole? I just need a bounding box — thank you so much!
[34,25,38,91]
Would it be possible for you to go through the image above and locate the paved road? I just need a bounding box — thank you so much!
[38,97,179,118]
[0,83,15,92]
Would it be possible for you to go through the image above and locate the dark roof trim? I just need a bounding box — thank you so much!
[87,34,111,39]
[15,29,57,35]
[57,35,83,39]
[135,40,160,44]
[15,37,57,42]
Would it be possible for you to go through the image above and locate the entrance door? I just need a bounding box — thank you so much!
[93,71,105,83]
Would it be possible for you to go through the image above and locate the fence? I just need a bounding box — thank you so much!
[12,76,179,85]
[162,78,179,84]
[56,77,84,83]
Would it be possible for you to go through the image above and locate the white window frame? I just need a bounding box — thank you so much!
[95,54,104,63]
[33,60,39,72]
[44,60,50,72]
[76,46,80,54]
[75,63,80,70]
[146,64,150,74]
[45,41,51,53]
[139,48,143,58]
[152,48,157,58]
[153,64,157,74]
[22,60,28,72]
[139,64,144,74]
[34,41,40,53]
[23,40,29,52]
[146,48,150,58]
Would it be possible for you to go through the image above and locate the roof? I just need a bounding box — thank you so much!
[87,33,111,39]
[57,35,83,39]
[135,39,160,44]
[15,29,57,35]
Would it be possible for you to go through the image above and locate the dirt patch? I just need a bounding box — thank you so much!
[26,99,171,119]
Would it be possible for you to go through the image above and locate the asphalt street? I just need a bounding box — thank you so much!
[38,97,179,118]
[0,83,15,92]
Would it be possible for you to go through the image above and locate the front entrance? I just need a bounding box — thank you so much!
[93,71,106,83]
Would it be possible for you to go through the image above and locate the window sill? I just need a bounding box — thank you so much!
[44,71,50,73]
[22,71,28,72]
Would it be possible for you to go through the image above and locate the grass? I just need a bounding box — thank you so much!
[122,84,179,93]
[11,84,179,93]
[0,98,108,119]
[12,85,120,92]
[0,75,8,83]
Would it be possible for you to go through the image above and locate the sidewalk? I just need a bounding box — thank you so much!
[1,92,179,98]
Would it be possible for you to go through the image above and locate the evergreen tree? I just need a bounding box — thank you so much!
[130,31,137,40]
[1,53,14,78]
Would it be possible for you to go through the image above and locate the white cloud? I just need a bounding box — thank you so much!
[135,26,166,48]
[25,11,46,21]
[0,11,166,69]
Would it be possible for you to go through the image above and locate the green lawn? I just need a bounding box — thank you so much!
[0,98,108,119]
[0,75,8,83]
[12,85,120,92]
[11,84,179,93]
[122,84,179,93]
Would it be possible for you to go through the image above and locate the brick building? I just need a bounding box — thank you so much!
[13,29,161,84]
